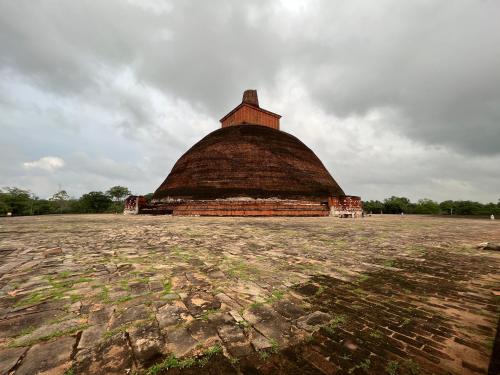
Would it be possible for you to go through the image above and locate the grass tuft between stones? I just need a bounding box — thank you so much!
[325,314,347,334]
[163,279,172,295]
[144,344,223,375]
[385,360,400,375]
[9,324,90,348]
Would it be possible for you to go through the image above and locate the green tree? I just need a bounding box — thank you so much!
[0,187,33,216]
[454,200,482,215]
[49,190,70,214]
[67,198,84,214]
[0,197,9,215]
[33,199,53,215]
[414,199,440,214]
[362,200,383,214]
[439,200,455,215]
[383,196,410,214]
[483,202,500,216]
[79,191,112,213]
[106,186,131,203]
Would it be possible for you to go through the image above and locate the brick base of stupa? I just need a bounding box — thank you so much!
[126,196,362,217]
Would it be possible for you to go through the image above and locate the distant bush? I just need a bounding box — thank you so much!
[363,196,500,216]
[78,191,113,213]
[106,202,125,213]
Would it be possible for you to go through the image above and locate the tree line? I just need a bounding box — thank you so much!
[363,196,500,216]
[1,188,499,217]
[0,186,139,216]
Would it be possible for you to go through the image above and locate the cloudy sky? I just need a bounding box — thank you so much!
[1,0,499,202]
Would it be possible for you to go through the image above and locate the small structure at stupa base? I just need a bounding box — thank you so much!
[127,90,362,217]
[123,195,146,215]
[329,196,363,218]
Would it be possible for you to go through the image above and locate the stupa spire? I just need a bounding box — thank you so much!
[242,89,259,107]
[220,90,280,129]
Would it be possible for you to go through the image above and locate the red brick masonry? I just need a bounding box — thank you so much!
[329,196,363,217]
[128,196,362,217]
[219,89,281,130]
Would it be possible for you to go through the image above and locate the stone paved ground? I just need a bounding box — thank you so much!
[0,214,499,375]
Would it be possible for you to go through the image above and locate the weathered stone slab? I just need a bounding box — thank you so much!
[12,318,86,347]
[108,304,149,330]
[0,347,27,375]
[215,293,244,310]
[274,300,306,320]
[148,280,164,292]
[78,325,105,350]
[156,302,192,328]
[74,333,135,375]
[88,305,112,326]
[0,310,61,339]
[128,321,164,363]
[296,311,331,332]
[217,323,253,357]
[243,305,291,346]
[15,336,74,375]
[228,309,245,323]
[188,319,220,345]
[249,328,272,351]
[164,326,198,357]
[184,291,221,317]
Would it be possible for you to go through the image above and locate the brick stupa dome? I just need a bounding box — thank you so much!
[132,90,362,217]
[153,124,345,201]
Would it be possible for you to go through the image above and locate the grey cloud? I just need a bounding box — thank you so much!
[0,0,499,201]
[2,1,498,155]
[0,1,282,111]
[294,1,500,154]
[0,1,159,92]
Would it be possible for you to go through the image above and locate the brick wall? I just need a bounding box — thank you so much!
[221,105,280,130]
[139,196,363,217]
[143,199,330,216]
[329,196,363,217]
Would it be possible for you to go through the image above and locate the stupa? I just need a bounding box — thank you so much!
[126,90,362,216]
